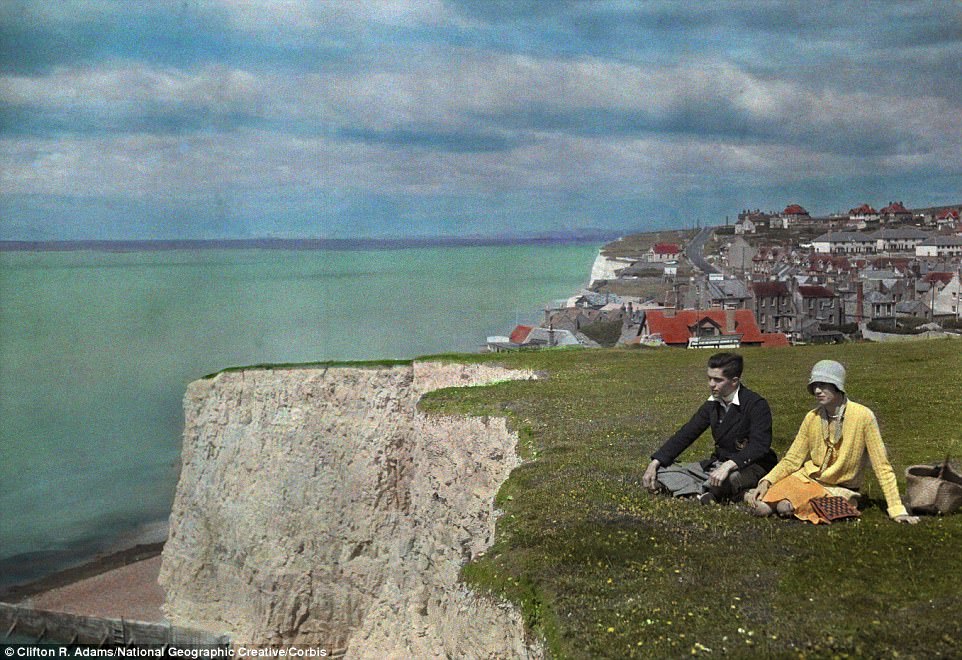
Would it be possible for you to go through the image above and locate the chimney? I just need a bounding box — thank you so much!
[725,308,736,334]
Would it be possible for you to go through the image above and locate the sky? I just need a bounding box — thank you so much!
[1,1,961,240]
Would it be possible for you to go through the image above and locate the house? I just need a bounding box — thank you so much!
[896,299,930,319]
[649,242,682,262]
[871,227,930,253]
[510,325,535,344]
[916,235,962,258]
[523,326,581,347]
[637,309,769,348]
[734,217,757,235]
[933,273,961,318]
[566,291,627,309]
[879,201,912,223]
[796,284,843,330]
[706,277,752,309]
[751,281,794,334]
[935,209,959,230]
[811,231,877,254]
[782,203,811,225]
[768,203,810,228]
[863,290,897,324]
[849,203,879,224]
[487,324,537,352]
[726,237,757,273]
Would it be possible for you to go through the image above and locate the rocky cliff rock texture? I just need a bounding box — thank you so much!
[159,362,543,658]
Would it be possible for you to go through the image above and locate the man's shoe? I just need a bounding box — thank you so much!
[697,492,716,505]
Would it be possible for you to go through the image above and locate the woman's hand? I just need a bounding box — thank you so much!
[747,480,771,507]
[893,514,920,524]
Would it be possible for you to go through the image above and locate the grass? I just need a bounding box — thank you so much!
[418,340,962,658]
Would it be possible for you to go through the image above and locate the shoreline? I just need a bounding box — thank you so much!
[0,541,165,604]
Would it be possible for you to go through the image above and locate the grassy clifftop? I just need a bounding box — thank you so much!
[420,341,962,658]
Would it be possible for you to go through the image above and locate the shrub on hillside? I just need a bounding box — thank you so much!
[866,318,926,334]
[579,319,624,347]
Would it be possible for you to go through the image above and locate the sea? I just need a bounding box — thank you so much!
[0,240,601,589]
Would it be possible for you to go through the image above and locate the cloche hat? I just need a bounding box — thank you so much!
[808,359,846,394]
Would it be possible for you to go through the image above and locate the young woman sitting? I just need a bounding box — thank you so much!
[746,360,919,524]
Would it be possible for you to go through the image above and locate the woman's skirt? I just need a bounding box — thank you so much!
[762,475,859,524]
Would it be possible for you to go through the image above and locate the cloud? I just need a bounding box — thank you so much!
[1,1,961,238]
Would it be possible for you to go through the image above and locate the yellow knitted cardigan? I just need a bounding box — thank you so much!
[762,400,908,518]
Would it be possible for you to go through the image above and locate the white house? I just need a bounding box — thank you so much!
[871,227,930,253]
[812,231,877,254]
[933,273,961,318]
[916,235,962,258]
[734,217,756,235]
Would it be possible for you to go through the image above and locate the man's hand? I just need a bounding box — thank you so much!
[893,514,920,524]
[746,479,771,507]
[642,459,661,492]
[708,459,737,488]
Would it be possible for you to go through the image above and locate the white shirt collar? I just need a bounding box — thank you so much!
[708,385,741,407]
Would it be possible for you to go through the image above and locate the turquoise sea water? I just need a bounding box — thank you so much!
[0,244,597,587]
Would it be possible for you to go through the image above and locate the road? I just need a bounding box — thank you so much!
[685,226,720,274]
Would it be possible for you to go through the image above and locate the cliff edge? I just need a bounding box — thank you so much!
[159,361,543,658]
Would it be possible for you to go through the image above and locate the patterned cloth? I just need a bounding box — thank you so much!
[762,474,860,524]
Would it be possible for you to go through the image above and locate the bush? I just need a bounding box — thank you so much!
[579,319,624,347]
[820,322,859,335]
[867,319,923,334]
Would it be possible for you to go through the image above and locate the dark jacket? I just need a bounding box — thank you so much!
[650,385,777,471]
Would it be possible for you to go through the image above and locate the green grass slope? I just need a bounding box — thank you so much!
[420,341,962,658]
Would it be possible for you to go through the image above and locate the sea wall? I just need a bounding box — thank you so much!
[159,362,544,658]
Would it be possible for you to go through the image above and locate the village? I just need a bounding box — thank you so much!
[487,202,962,351]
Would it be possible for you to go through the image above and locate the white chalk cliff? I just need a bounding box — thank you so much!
[159,361,544,658]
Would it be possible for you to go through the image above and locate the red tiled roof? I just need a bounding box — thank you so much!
[924,272,955,285]
[652,242,681,254]
[937,209,960,220]
[849,203,877,215]
[760,333,791,347]
[784,204,809,215]
[644,309,765,345]
[880,201,910,214]
[509,325,534,344]
[751,281,790,297]
[798,285,835,298]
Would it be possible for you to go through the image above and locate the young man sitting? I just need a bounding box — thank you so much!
[641,352,778,504]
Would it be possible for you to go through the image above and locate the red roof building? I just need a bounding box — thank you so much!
[849,203,877,216]
[783,204,809,216]
[798,285,835,299]
[641,309,766,346]
[937,209,960,220]
[924,272,955,286]
[509,325,534,344]
[652,242,681,255]
[751,281,790,298]
[649,242,682,262]
[879,201,912,222]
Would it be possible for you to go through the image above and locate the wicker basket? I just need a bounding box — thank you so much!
[905,460,962,515]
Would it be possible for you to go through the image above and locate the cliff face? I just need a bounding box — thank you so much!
[159,362,543,658]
